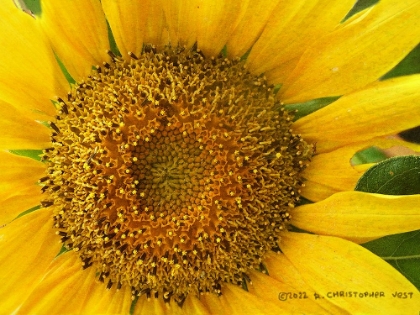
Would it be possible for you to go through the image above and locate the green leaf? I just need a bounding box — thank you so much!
[130,296,139,315]
[221,45,228,58]
[362,230,420,291]
[56,245,70,257]
[356,156,420,290]
[351,146,388,165]
[9,149,44,162]
[14,205,41,220]
[21,0,41,15]
[355,156,420,195]
[284,96,340,121]
[107,21,121,57]
[382,43,420,79]
[343,0,379,21]
[400,126,420,144]
[55,54,76,84]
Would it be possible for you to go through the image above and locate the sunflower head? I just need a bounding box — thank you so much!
[2,1,420,314]
[41,46,312,302]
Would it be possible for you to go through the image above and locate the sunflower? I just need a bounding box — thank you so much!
[1,0,420,314]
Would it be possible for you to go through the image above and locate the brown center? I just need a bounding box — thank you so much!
[41,46,312,305]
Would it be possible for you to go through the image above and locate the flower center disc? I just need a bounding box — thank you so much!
[42,47,312,303]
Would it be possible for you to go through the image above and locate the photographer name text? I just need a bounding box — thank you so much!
[278,291,414,301]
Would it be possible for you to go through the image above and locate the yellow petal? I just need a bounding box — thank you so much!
[101,1,145,57]
[280,0,420,103]
[246,0,355,76]
[0,184,42,225]
[0,209,61,314]
[160,0,201,49]
[0,151,46,224]
[341,6,374,27]
[280,232,420,315]
[226,283,296,314]
[264,253,350,315]
[143,2,168,48]
[291,191,420,244]
[0,151,44,184]
[293,75,420,152]
[183,295,212,315]
[0,101,51,150]
[301,144,365,200]
[0,1,67,118]
[301,180,341,203]
[201,283,287,315]
[134,296,206,315]
[134,296,171,315]
[200,293,231,315]
[226,0,280,58]
[102,1,159,57]
[300,137,419,203]
[373,137,420,156]
[18,252,132,315]
[78,267,133,313]
[40,0,110,81]
[191,1,243,57]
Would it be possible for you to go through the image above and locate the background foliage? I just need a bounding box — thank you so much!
[357,157,420,290]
